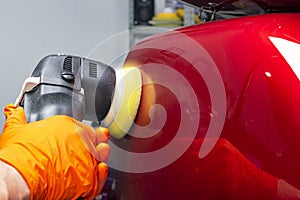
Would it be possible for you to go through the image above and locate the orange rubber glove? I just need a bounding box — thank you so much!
[0,104,110,200]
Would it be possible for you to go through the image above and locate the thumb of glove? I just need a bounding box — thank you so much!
[2,104,26,133]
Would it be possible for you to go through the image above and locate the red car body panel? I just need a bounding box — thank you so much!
[107,13,300,199]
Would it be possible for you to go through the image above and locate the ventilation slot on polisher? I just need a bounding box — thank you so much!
[63,56,74,72]
[89,62,98,78]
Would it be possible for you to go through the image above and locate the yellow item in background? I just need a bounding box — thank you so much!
[155,12,181,20]
[149,7,183,27]
[176,8,202,24]
[149,7,202,27]
[0,104,109,200]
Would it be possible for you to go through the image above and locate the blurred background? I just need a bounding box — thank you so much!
[0,0,131,128]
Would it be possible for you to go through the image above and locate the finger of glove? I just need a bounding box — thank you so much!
[96,162,109,195]
[74,120,97,144]
[3,104,26,129]
[80,163,108,200]
[96,143,110,163]
[83,126,109,146]
[73,121,107,145]
[94,127,109,145]
[73,121,110,162]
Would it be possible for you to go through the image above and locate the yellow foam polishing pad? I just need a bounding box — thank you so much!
[101,67,142,139]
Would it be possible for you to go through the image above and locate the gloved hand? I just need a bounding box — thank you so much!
[0,104,110,200]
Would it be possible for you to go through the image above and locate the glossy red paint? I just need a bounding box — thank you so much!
[109,13,300,199]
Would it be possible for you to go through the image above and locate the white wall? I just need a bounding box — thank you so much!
[0,0,129,129]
